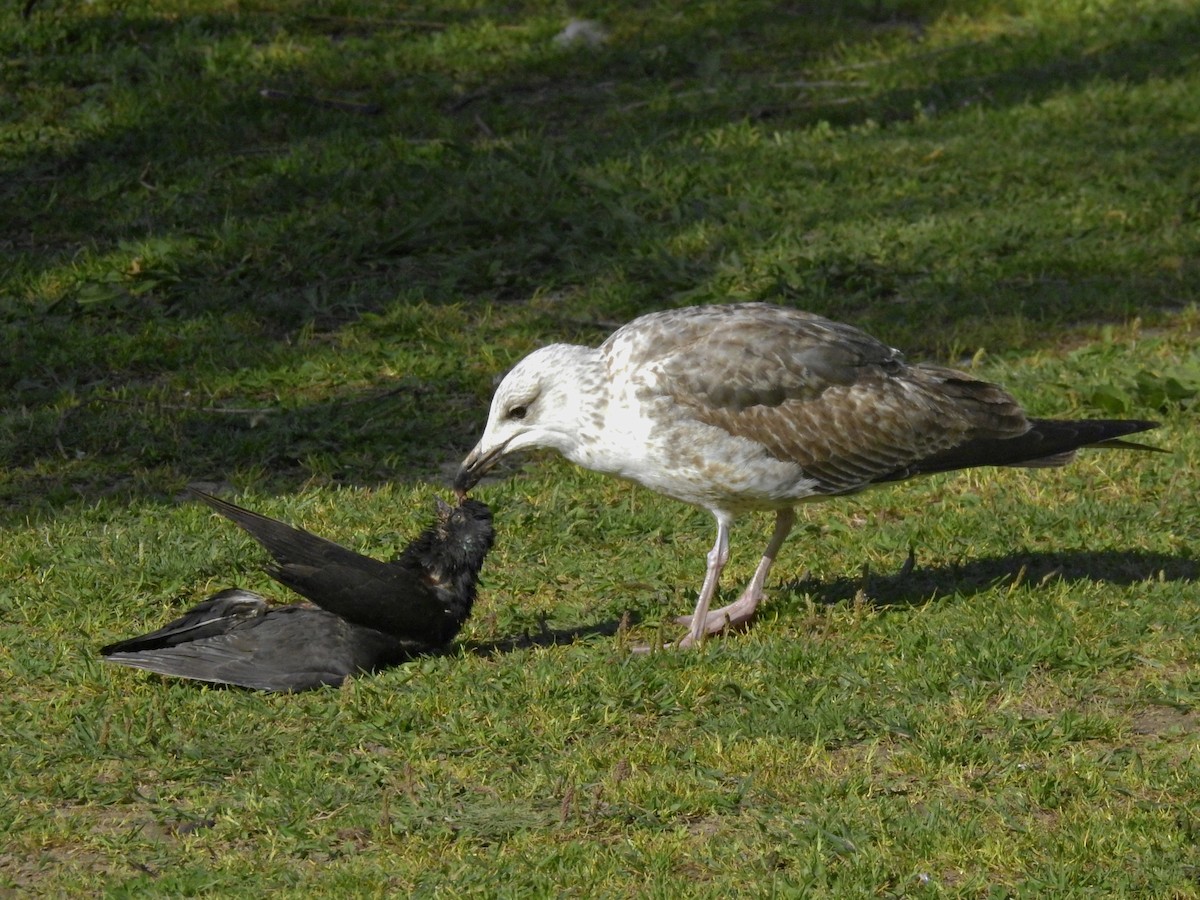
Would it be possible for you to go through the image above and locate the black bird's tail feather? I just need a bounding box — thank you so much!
[189,490,359,576]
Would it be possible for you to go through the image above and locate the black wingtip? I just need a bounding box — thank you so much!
[188,485,232,509]
[1061,418,1163,452]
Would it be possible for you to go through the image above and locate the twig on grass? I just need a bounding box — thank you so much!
[300,14,448,31]
[825,38,991,72]
[95,396,280,419]
[259,88,383,116]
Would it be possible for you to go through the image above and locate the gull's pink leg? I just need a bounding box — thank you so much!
[675,513,732,647]
[632,513,731,653]
[676,509,796,642]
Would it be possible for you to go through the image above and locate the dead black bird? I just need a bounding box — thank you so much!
[101,490,495,692]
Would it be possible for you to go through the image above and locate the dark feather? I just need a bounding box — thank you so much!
[871,417,1162,484]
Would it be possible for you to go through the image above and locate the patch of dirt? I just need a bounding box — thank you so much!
[1129,705,1200,737]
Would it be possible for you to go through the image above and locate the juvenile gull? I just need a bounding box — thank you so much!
[101,490,494,690]
[455,303,1160,648]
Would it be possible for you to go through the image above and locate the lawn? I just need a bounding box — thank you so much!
[2,0,1199,894]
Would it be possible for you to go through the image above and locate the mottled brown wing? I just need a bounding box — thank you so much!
[687,366,1030,494]
[606,303,904,408]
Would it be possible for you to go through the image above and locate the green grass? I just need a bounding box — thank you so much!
[3,0,1199,893]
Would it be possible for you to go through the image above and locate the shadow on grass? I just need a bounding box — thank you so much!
[463,615,634,657]
[463,549,1198,652]
[9,3,1197,317]
[783,548,1199,611]
[458,546,1197,655]
[5,379,476,517]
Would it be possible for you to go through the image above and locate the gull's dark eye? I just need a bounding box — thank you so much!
[508,405,527,420]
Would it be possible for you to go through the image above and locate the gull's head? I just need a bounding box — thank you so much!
[455,343,597,493]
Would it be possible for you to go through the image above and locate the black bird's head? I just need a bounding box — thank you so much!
[394,495,496,637]
[428,496,496,574]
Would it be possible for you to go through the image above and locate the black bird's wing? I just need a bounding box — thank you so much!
[100,588,270,653]
[189,490,454,641]
[101,591,420,692]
